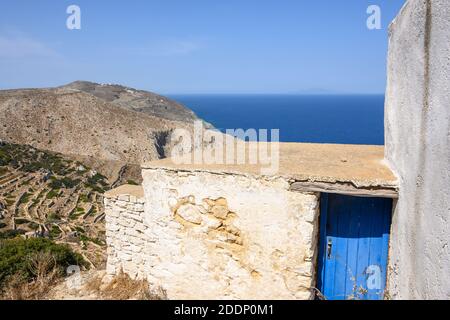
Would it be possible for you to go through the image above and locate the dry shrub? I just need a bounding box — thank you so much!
[1,273,30,300]
[86,271,166,300]
[83,273,103,293]
[1,252,61,300]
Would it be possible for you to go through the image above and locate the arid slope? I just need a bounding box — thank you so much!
[0,83,197,165]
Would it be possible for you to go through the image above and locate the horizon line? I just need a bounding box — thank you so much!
[0,83,385,96]
[165,92,386,96]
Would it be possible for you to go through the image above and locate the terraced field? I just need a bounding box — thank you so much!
[0,142,110,268]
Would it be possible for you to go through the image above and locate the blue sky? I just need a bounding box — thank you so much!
[0,0,405,94]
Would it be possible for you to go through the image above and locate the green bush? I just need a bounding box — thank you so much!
[49,177,80,190]
[0,229,26,240]
[49,226,62,239]
[0,238,86,288]
[47,212,60,222]
[19,192,31,204]
[69,213,81,221]
[85,173,109,192]
[14,219,29,225]
[74,226,85,234]
[46,190,58,199]
[48,179,62,189]
[79,235,104,246]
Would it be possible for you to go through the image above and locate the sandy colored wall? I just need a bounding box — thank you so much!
[385,0,450,299]
[105,169,320,300]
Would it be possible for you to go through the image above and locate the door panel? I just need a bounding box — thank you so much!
[317,194,392,300]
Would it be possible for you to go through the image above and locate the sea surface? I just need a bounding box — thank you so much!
[169,94,385,145]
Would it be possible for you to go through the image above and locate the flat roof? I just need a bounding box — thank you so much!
[104,184,144,198]
[142,142,398,191]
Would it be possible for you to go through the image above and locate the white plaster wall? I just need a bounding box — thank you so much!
[385,0,450,299]
[109,169,320,300]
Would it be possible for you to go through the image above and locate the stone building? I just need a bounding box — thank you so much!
[104,0,449,300]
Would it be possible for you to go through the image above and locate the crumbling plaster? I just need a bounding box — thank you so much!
[105,169,321,299]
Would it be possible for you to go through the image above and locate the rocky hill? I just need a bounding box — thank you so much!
[61,81,199,123]
[0,81,203,168]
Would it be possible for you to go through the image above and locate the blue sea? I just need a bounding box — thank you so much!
[169,95,385,145]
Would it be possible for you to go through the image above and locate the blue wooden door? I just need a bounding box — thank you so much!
[317,194,392,300]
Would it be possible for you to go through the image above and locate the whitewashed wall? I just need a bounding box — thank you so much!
[385,0,450,299]
[105,169,320,300]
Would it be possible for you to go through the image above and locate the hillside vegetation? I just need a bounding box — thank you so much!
[0,142,109,268]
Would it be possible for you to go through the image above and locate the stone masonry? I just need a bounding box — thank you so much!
[104,185,148,279]
[105,170,321,299]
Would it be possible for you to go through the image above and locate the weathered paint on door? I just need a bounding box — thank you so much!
[317,194,392,300]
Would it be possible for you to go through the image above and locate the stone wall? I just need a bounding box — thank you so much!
[105,170,320,299]
[104,186,148,279]
[385,0,450,299]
